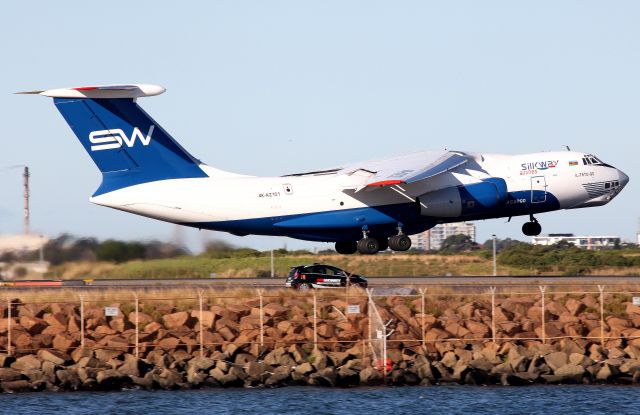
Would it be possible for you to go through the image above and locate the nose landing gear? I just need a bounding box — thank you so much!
[522,215,542,236]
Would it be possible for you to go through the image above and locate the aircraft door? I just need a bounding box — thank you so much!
[531,176,547,203]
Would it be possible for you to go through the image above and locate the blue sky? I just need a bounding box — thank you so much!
[1,1,638,251]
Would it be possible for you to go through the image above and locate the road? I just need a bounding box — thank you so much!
[4,275,639,290]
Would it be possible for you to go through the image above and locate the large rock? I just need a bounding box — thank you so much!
[544,352,568,372]
[393,304,413,322]
[44,313,68,328]
[95,349,122,362]
[359,367,384,385]
[309,367,337,386]
[19,316,47,335]
[129,311,154,326]
[466,321,489,338]
[596,363,619,381]
[162,312,192,330]
[0,367,22,381]
[1,380,32,392]
[118,354,142,377]
[441,351,458,369]
[0,354,16,368]
[157,337,181,351]
[56,369,81,390]
[546,301,569,317]
[53,333,78,353]
[294,362,314,377]
[554,363,585,383]
[244,361,269,382]
[96,369,130,390]
[265,366,292,387]
[11,355,42,372]
[263,303,288,318]
[565,298,586,316]
[188,356,215,372]
[37,349,67,366]
[191,310,215,329]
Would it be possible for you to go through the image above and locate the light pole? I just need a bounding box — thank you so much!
[492,234,497,276]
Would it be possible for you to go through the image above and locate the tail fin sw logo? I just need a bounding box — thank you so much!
[89,125,155,151]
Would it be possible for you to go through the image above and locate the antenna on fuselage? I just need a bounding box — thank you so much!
[564,145,571,151]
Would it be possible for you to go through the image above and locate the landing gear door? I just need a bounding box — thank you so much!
[531,176,547,203]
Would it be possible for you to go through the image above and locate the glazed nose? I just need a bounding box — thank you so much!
[618,170,629,187]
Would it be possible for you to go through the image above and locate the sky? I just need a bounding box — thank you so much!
[1,1,639,252]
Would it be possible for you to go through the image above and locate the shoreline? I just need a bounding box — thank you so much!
[1,291,640,392]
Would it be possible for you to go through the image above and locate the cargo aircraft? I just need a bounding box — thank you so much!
[20,84,629,254]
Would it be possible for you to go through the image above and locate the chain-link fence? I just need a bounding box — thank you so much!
[2,284,640,367]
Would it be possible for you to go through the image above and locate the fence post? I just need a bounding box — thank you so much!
[134,293,139,359]
[419,288,426,347]
[258,289,264,347]
[7,299,11,356]
[598,285,606,345]
[313,290,318,352]
[539,285,546,344]
[198,290,204,358]
[79,295,85,349]
[490,286,497,344]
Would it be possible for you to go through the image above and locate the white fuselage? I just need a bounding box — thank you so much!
[90,150,628,242]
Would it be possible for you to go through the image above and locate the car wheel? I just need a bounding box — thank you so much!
[297,283,312,291]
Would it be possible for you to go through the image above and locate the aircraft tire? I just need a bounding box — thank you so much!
[377,238,389,252]
[389,235,411,251]
[335,241,358,255]
[357,238,379,254]
[522,221,542,236]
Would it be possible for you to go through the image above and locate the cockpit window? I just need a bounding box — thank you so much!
[582,155,604,166]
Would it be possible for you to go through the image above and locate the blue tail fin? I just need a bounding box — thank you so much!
[53,96,207,195]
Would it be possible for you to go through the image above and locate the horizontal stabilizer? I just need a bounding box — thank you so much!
[16,84,165,99]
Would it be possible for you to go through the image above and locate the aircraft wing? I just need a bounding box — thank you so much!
[340,150,469,190]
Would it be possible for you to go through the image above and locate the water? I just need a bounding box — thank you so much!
[1,385,638,415]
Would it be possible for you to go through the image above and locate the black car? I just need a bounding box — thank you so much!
[285,264,368,290]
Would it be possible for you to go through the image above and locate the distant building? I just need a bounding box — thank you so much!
[410,222,476,251]
[0,234,50,279]
[532,233,620,250]
[0,234,48,255]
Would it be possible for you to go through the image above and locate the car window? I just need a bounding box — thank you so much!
[325,267,343,276]
[306,265,324,274]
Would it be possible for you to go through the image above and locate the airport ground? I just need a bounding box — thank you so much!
[42,250,640,281]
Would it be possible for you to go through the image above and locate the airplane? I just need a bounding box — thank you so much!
[20,84,629,254]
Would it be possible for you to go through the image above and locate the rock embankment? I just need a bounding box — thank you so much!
[0,294,639,391]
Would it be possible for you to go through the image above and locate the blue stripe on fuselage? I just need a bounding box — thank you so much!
[179,190,560,242]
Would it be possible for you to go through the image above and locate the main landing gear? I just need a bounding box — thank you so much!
[522,214,542,236]
[334,225,412,255]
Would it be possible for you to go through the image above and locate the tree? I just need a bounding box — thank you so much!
[481,237,527,253]
[439,234,479,253]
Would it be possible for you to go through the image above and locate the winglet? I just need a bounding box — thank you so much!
[15,84,165,99]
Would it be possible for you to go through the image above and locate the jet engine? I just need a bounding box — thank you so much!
[418,178,507,217]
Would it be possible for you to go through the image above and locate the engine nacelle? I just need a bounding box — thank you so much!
[419,178,508,218]
[418,186,462,217]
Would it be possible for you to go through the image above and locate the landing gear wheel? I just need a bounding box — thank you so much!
[389,235,412,251]
[335,241,357,255]
[377,238,389,252]
[297,283,312,291]
[357,238,379,255]
[522,221,542,236]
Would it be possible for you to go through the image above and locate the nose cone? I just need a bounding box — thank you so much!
[619,170,629,188]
